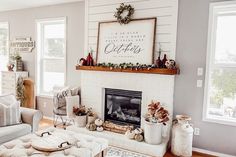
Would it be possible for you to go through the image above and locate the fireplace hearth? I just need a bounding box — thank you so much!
[104,88,142,127]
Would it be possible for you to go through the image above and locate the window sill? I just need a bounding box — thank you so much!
[37,94,53,99]
[203,116,236,127]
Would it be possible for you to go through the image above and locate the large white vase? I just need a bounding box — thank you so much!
[75,115,87,127]
[144,120,162,145]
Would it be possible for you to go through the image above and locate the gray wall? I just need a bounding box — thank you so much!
[175,0,236,155]
[0,2,84,85]
[0,2,85,117]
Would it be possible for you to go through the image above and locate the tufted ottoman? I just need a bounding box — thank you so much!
[0,128,108,157]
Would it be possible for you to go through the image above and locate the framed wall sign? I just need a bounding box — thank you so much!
[97,18,156,64]
[10,37,35,53]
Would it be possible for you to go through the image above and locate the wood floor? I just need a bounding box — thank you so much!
[39,119,215,157]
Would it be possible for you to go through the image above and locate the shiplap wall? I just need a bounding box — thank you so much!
[85,0,179,60]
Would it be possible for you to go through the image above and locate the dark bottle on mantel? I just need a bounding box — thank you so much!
[86,53,94,66]
[156,56,162,68]
[162,54,167,68]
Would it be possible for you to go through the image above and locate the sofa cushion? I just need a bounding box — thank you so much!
[0,123,31,145]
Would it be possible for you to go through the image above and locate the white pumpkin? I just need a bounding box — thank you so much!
[96,126,104,132]
[134,134,144,142]
[134,128,143,135]
[125,130,135,139]
[95,119,103,126]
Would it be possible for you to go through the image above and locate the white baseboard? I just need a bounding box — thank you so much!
[193,147,235,157]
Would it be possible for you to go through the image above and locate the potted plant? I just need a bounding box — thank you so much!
[11,53,24,71]
[73,106,87,127]
[87,107,97,124]
[143,101,169,145]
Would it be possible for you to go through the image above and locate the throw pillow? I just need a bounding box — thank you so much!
[0,101,21,127]
[70,87,80,96]
[0,94,17,106]
[53,87,72,111]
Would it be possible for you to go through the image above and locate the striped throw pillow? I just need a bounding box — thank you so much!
[0,94,18,106]
[0,95,21,127]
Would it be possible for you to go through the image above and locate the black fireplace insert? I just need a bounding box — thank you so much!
[104,88,142,127]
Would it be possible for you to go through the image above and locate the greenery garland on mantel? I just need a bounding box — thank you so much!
[97,62,159,70]
[114,3,134,24]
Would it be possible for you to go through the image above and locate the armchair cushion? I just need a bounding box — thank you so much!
[20,107,43,132]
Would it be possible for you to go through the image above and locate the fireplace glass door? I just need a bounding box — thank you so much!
[104,88,142,127]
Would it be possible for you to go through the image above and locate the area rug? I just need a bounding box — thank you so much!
[106,146,151,157]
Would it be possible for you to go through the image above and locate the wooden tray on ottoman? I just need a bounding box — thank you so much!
[31,132,73,152]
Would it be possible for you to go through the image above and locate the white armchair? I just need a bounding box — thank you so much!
[53,87,80,128]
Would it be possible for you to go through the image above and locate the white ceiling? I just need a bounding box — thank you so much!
[0,0,83,12]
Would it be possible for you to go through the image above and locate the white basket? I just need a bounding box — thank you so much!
[144,120,162,145]
[75,115,87,127]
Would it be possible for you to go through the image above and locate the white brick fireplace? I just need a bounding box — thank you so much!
[82,0,178,132]
[80,71,175,137]
[76,1,179,156]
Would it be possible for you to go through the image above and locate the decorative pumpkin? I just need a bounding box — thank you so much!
[134,134,144,142]
[86,123,97,131]
[86,123,89,129]
[96,126,104,132]
[125,129,135,139]
[165,59,176,69]
[95,119,103,126]
[134,128,143,135]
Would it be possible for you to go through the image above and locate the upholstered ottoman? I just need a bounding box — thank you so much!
[0,128,108,157]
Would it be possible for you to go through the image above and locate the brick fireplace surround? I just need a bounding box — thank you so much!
[71,70,176,156]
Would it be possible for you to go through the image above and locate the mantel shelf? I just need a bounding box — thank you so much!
[76,65,180,75]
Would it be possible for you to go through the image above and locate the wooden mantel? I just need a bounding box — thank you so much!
[76,65,180,75]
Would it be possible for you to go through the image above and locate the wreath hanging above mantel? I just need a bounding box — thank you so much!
[114,3,134,24]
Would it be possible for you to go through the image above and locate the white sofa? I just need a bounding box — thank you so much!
[0,107,43,145]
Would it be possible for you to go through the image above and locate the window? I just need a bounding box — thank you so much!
[0,22,9,71]
[204,2,236,126]
[36,18,66,96]
[0,22,9,94]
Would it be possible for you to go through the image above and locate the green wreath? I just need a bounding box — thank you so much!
[114,3,134,24]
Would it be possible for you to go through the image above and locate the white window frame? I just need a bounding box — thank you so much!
[0,21,9,65]
[35,17,67,97]
[203,1,236,126]
[0,21,9,94]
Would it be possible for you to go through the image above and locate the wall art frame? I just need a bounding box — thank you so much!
[96,18,157,64]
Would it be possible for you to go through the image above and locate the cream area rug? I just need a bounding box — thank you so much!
[106,146,151,157]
